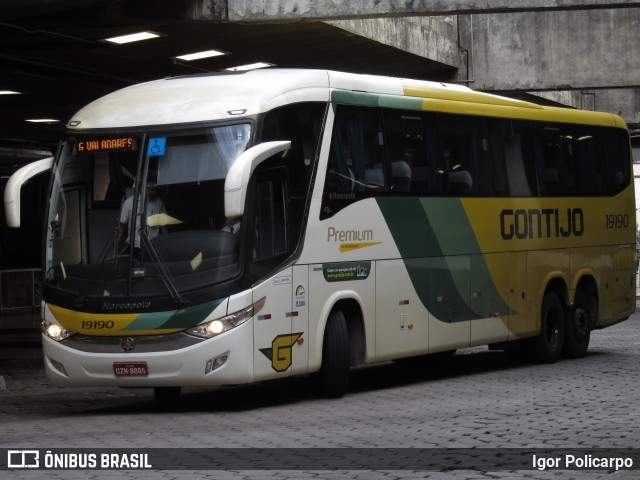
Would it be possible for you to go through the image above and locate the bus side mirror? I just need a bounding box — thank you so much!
[4,157,54,228]
[224,140,291,218]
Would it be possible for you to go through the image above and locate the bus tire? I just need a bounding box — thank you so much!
[317,309,350,398]
[563,290,591,358]
[529,291,565,364]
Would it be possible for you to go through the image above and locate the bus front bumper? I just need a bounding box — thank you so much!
[41,320,254,387]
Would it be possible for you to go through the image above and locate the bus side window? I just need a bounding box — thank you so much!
[605,128,631,195]
[489,120,535,197]
[536,126,573,195]
[438,114,487,196]
[338,108,386,192]
[261,102,326,241]
[321,105,386,218]
[383,110,442,195]
[252,168,289,276]
[573,127,606,195]
[487,120,509,195]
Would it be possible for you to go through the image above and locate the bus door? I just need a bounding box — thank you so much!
[250,169,306,381]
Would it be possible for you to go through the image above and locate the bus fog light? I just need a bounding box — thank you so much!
[49,358,69,376]
[205,354,229,374]
[42,320,75,341]
[213,355,228,371]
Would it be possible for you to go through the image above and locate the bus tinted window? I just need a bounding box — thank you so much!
[383,110,442,195]
[486,120,512,196]
[572,127,606,195]
[322,105,386,218]
[331,105,386,192]
[535,126,575,195]
[487,120,626,198]
[261,102,326,198]
[439,114,492,196]
[605,129,631,195]
[322,105,630,218]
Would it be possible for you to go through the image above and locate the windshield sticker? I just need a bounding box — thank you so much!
[273,275,292,286]
[147,137,166,156]
[295,285,306,308]
[323,262,371,282]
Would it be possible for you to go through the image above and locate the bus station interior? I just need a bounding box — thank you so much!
[0,0,639,339]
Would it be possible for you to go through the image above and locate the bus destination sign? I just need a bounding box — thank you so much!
[77,136,134,154]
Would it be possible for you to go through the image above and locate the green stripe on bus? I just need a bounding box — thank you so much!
[331,90,423,111]
[376,197,512,322]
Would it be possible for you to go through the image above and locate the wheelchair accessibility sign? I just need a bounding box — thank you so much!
[147,137,166,156]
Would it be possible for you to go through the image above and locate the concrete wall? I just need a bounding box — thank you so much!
[460,9,640,125]
[326,16,460,70]
[467,9,640,91]
[325,10,640,125]
[222,0,640,21]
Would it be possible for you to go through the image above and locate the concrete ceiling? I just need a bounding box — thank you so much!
[0,0,455,160]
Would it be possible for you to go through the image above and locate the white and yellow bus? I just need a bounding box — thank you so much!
[5,69,635,400]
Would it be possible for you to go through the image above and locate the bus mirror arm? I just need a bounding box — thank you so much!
[224,140,291,218]
[4,157,54,228]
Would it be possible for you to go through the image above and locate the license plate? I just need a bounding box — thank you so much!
[113,362,148,377]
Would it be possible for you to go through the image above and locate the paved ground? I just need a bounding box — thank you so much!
[1,303,639,480]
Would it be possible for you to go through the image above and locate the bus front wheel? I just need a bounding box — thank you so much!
[316,309,350,398]
[529,291,565,364]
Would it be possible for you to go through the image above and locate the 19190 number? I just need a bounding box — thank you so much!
[605,213,629,229]
[81,320,114,330]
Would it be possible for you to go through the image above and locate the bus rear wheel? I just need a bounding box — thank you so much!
[316,309,350,398]
[563,290,592,358]
[528,291,565,364]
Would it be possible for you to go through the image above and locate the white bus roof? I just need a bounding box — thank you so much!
[67,69,516,130]
[69,69,623,131]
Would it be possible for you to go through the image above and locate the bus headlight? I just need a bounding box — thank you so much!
[187,296,265,339]
[42,320,75,341]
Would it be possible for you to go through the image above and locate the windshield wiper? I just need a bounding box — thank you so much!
[138,228,187,307]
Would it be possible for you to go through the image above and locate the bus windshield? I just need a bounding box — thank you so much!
[45,124,252,302]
